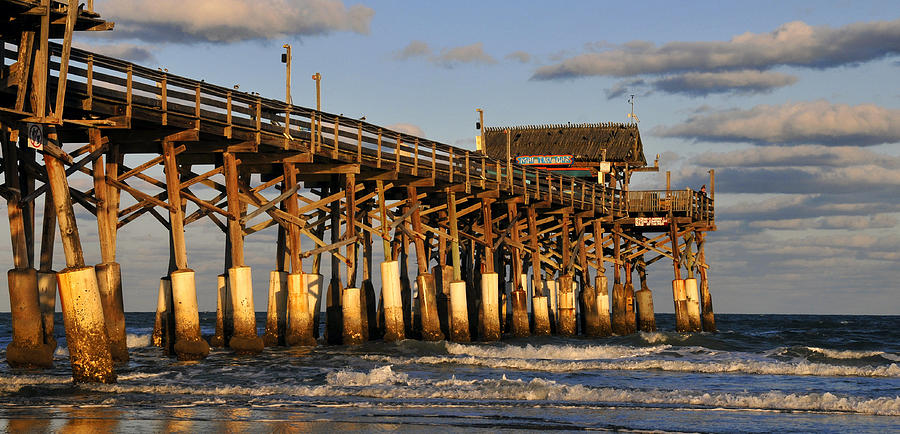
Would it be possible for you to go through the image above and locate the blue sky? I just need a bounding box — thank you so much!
[2,0,899,314]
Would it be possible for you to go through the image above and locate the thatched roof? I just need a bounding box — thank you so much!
[483,122,646,165]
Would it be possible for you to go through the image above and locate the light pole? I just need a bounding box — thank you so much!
[281,44,292,105]
[475,108,484,154]
[311,72,322,147]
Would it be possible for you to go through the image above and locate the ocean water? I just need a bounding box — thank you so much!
[1,313,898,433]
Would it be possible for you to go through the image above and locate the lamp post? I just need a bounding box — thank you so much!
[281,44,292,105]
[475,108,484,154]
[311,72,322,147]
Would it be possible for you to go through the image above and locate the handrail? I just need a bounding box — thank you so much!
[2,42,706,220]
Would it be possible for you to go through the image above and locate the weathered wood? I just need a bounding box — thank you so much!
[162,138,188,270]
[44,150,84,268]
[223,152,243,267]
[2,124,29,269]
[481,198,495,273]
[527,205,541,296]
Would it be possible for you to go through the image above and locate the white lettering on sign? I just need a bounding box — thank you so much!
[635,217,669,227]
[26,123,44,151]
[516,155,573,166]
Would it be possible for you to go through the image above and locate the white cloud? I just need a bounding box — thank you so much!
[655,101,900,146]
[386,123,424,138]
[394,40,431,60]
[532,18,900,79]
[96,0,375,43]
[73,42,157,62]
[652,70,797,96]
[505,51,531,63]
[394,41,497,68]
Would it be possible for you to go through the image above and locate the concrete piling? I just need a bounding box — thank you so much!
[57,267,116,383]
[170,269,209,361]
[684,278,702,332]
[532,295,551,336]
[152,278,169,348]
[416,274,444,341]
[37,270,57,347]
[380,261,405,342]
[596,275,612,336]
[305,273,324,339]
[449,280,470,342]
[557,275,576,336]
[6,268,53,368]
[480,273,500,341]
[342,287,364,345]
[210,274,228,347]
[672,279,690,332]
[263,270,288,346]
[286,273,316,346]
[635,288,656,332]
[228,266,263,354]
[95,262,127,363]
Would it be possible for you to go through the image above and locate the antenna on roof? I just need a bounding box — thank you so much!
[627,94,640,124]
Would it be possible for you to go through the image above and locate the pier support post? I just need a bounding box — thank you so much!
[479,198,501,341]
[623,258,637,335]
[152,278,168,348]
[286,273,315,346]
[228,266,263,354]
[527,206,550,336]
[43,134,115,382]
[557,213,576,337]
[325,179,343,344]
[263,270,288,346]
[611,226,627,335]
[409,186,443,341]
[224,152,263,354]
[342,287,364,344]
[381,261,405,341]
[57,267,115,383]
[37,190,58,348]
[282,162,315,346]
[634,253,656,332]
[170,270,209,360]
[361,209,378,340]
[162,137,208,360]
[577,216,600,337]
[377,180,404,342]
[6,268,53,367]
[3,128,52,368]
[697,232,716,332]
[593,221,612,336]
[448,190,471,341]
[90,130,127,363]
[210,275,227,347]
[506,200,529,337]
[685,277,702,332]
[95,262,127,362]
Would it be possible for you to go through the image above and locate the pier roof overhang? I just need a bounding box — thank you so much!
[483,122,647,166]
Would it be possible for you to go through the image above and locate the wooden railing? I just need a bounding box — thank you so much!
[627,190,714,222]
[1,42,709,221]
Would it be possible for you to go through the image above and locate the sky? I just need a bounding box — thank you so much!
[2,0,899,314]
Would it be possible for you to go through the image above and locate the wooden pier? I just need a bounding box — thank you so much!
[2,0,717,383]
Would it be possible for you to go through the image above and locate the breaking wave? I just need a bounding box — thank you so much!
[74,366,900,416]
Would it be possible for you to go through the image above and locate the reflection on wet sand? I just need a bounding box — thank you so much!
[61,407,120,433]
[6,417,51,433]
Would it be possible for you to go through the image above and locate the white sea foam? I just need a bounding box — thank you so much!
[327,365,408,386]
[445,342,671,360]
[364,352,900,378]
[806,346,900,361]
[54,346,69,357]
[78,366,900,416]
[127,333,151,348]
[0,374,72,393]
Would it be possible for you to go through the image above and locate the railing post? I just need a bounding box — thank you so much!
[160,73,167,125]
[413,138,419,176]
[376,129,382,168]
[357,123,363,163]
